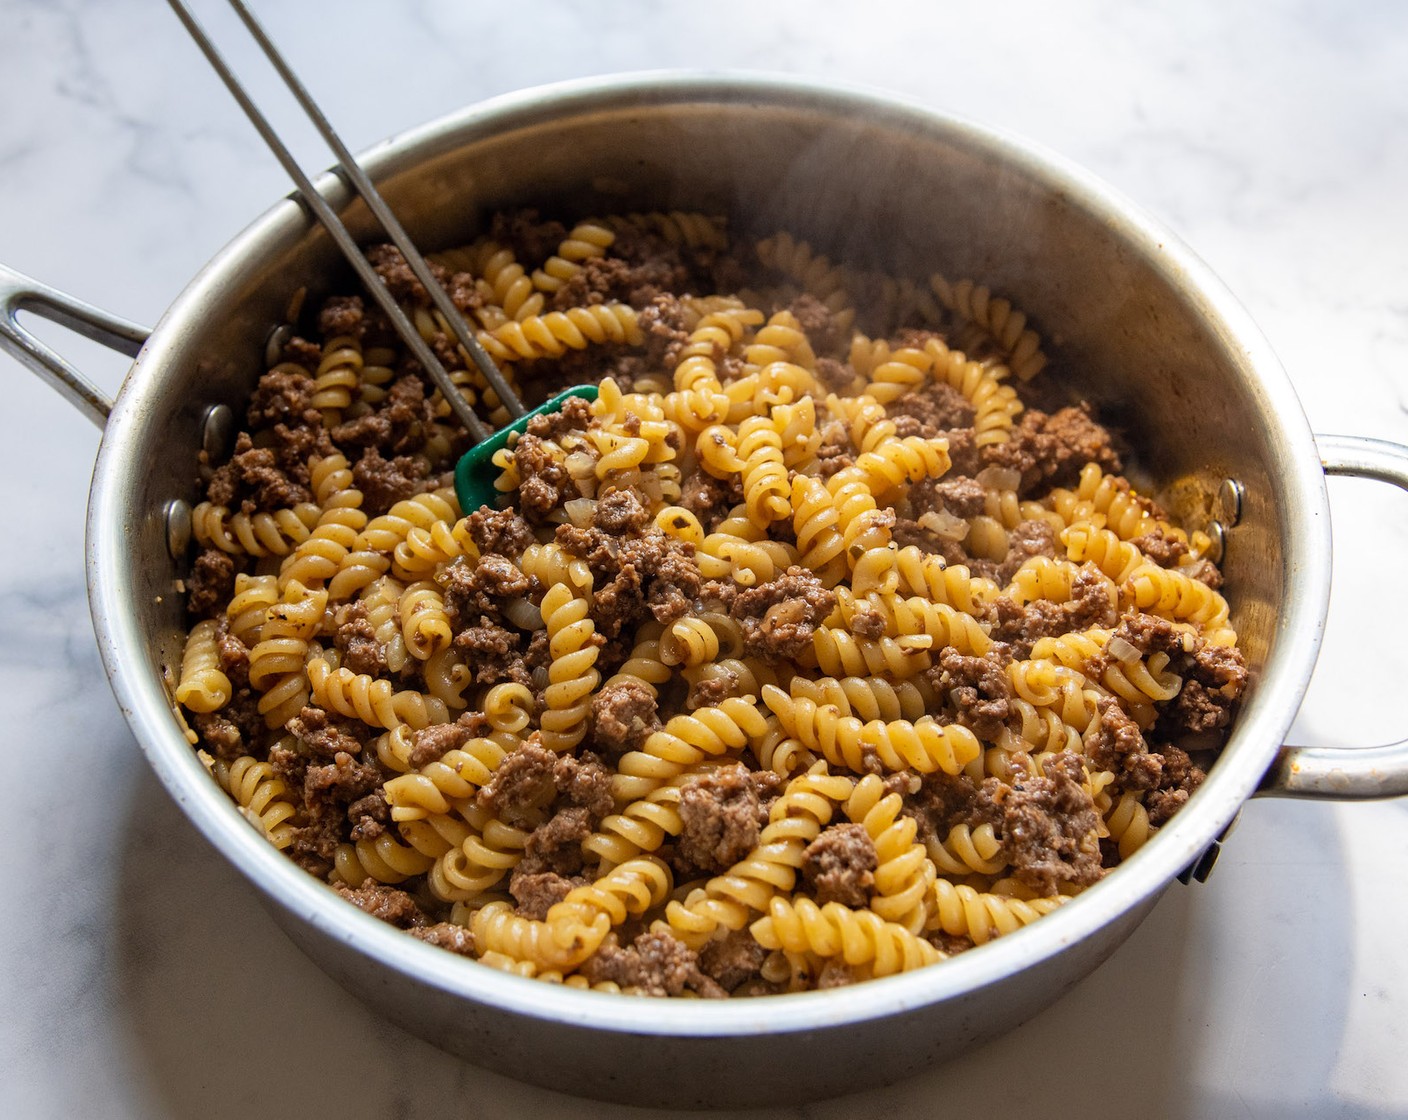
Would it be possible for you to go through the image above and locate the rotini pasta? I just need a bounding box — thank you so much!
[176,208,1246,998]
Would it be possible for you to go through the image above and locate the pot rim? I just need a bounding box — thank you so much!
[86,70,1331,1038]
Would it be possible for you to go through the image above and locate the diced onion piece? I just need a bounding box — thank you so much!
[564,498,596,527]
[1107,635,1140,664]
[977,465,1022,492]
[502,596,544,631]
[918,510,969,541]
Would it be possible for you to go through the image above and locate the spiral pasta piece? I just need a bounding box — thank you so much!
[472,857,671,970]
[399,581,452,660]
[852,436,952,498]
[787,675,929,724]
[306,655,447,731]
[478,303,641,363]
[753,231,854,331]
[928,273,1048,381]
[358,490,460,555]
[310,334,363,422]
[927,880,1066,945]
[225,572,280,647]
[1062,521,1145,585]
[247,579,328,728]
[808,628,935,680]
[762,686,981,777]
[174,619,232,713]
[790,473,848,587]
[831,588,994,656]
[382,737,511,822]
[613,696,771,802]
[475,242,546,320]
[531,220,616,293]
[1104,791,1152,860]
[538,582,601,752]
[192,501,320,558]
[751,897,942,976]
[846,775,935,933]
[735,413,792,525]
[214,753,299,849]
[279,503,368,591]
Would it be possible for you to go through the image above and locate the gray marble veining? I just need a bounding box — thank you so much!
[2,1,1406,1117]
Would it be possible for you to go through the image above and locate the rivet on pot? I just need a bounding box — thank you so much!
[1203,519,1226,565]
[201,403,235,463]
[165,499,192,561]
[265,322,292,369]
[1216,478,1244,526]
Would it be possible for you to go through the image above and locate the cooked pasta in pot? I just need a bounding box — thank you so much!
[174,209,1247,996]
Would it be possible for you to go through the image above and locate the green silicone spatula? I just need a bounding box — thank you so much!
[453,383,600,512]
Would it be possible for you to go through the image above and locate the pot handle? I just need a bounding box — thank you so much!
[1257,433,1408,799]
[0,262,151,428]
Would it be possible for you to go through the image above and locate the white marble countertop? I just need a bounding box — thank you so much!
[3,1,1407,1117]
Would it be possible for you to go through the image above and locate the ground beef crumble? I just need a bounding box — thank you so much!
[986,565,1118,658]
[555,522,703,638]
[333,601,385,677]
[698,929,771,993]
[729,567,835,661]
[205,431,312,513]
[579,930,725,998]
[983,403,1122,497]
[802,823,878,908]
[675,764,778,874]
[590,678,661,753]
[476,737,559,828]
[353,447,431,515]
[931,647,1014,741]
[186,548,236,617]
[995,752,1103,895]
[334,882,429,928]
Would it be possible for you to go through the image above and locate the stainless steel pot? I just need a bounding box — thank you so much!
[4,73,1407,1109]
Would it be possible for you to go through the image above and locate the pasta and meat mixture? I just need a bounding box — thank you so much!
[175,209,1247,996]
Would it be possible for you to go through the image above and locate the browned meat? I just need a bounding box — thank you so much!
[463,507,537,557]
[246,365,316,429]
[730,567,835,661]
[318,295,365,339]
[409,922,476,955]
[332,601,385,677]
[698,929,769,993]
[477,737,559,828]
[353,447,431,516]
[1085,695,1162,791]
[676,763,774,874]
[489,209,568,269]
[334,881,428,928]
[591,678,661,753]
[932,648,1014,741]
[801,823,878,908]
[890,380,976,434]
[996,752,1103,895]
[186,548,236,618]
[579,930,724,998]
[982,403,1121,497]
[205,431,311,513]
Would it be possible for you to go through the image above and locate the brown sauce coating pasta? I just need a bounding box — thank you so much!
[177,209,1248,995]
